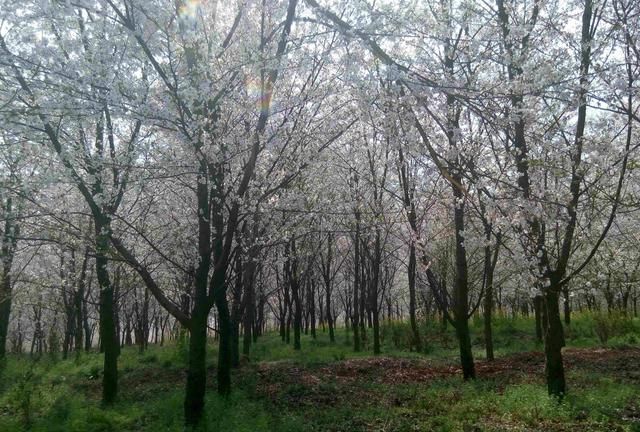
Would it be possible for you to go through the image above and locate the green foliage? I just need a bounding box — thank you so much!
[592,312,636,344]
[47,330,60,363]
[138,354,158,364]
[10,368,38,428]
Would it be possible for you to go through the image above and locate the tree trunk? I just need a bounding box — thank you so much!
[184,306,207,427]
[534,295,543,343]
[0,197,18,371]
[323,234,335,343]
[483,234,499,361]
[453,184,475,380]
[214,269,232,397]
[353,214,361,352]
[310,278,317,340]
[543,286,566,398]
[292,282,302,351]
[74,287,84,358]
[242,258,256,357]
[483,270,494,361]
[231,255,242,368]
[95,217,119,405]
[563,287,571,325]
[408,243,422,352]
[0,275,12,370]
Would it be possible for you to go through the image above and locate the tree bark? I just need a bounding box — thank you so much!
[0,197,18,371]
[563,287,571,325]
[534,295,543,343]
[95,216,119,405]
[452,184,475,380]
[184,305,207,426]
[214,269,232,396]
[543,285,566,397]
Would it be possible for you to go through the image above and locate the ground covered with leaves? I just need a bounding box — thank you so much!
[0,314,639,431]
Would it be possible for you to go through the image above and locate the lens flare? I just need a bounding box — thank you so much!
[245,76,273,111]
[178,0,201,19]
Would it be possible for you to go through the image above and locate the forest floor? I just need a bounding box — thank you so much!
[251,346,640,431]
[0,314,639,431]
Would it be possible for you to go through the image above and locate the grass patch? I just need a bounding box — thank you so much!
[0,313,637,431]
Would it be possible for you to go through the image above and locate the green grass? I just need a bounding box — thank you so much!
[0,312,638,431]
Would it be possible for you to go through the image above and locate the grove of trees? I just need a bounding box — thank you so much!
[0,0,638,428]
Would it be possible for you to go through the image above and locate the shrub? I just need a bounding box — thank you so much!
[139,353,158,364]
[88,364,101,380]
[593,312,635,344]
[9,368,39,428]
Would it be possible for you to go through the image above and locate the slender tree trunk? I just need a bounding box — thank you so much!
[483,233,499,361]
[563,287,571,325]
[279,298,286,342]
[310,278,317,340]
[353,213,361,352]
[0,275,12,370]
[184,305,207,427]
[95,216,119,405]
[231,255,242,368]
[326,286,334,343]
[408,243,422,352]
[242,263,255,357]
[285,240,302,350]
[534,295,543,343]
[323,234,335,343]
[0,198,18,371]
[483,268,494,361]
[292,281,302,351]
[74,289,84,358]
[212,266,232,396]
[452,184,475,380]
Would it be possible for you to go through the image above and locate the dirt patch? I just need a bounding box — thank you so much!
[254,347,640,407]
[564,347,640,382]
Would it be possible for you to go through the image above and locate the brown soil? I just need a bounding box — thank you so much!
[254,347,640,405]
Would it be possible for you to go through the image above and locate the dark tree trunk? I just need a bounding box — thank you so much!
[309,278,317,340]
[397,148,422,352]
[407,243,422,352]
[214,270,232,396]
[74,253,88,358]
[285,239,302,350]
[0,197,18,371]
[322,234,335,343]
[353,210,361,352]
[534,295,543,343]
[279,296,286,342]
[242,275,254,357]
[292,276,302,351]
[452,184,475,380]
[482,232,499,361]
[483,266,494,361]
[231,255,242,368]
[0,276,12,370]
[543,286,566,398]
[184,305,207,427]
[563,287,571,325]
[370,231,382,355]
[95,217,119,405]
[253,289,263,342]
[184,167,212,427]
[326,284,334,343]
